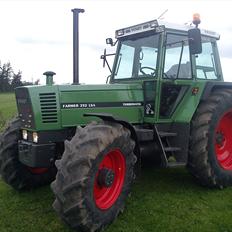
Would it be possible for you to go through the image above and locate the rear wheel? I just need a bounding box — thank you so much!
[214,110,232,170]
[51,121,136,232]
[0,117,56,190]
[188,89,232,188]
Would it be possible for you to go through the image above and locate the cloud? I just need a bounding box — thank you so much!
[219,46,232,59]
[82,42,104,51]
[16,37,67,46]
[0,0,232,84]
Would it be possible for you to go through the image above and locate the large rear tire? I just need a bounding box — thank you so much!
[0,117,56,190]
[188,89,232,188]
[51,121,137,232]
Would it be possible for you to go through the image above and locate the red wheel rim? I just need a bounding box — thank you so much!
[28,167,48,174]
[215,110,232,170]
[94,149,126,210]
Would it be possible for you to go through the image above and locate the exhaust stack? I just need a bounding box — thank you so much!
[72,8,85,84]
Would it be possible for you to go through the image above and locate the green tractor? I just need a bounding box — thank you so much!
[0,9,232,231]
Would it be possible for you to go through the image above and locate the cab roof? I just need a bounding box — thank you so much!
[115,19,220,40]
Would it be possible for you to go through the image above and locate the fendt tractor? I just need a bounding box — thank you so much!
[0,9,232,231]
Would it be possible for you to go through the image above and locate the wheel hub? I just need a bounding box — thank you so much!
[215,131,225,147]
[93,149,126,210]
[97,168,115,187]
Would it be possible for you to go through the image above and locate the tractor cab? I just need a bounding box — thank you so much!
[106,16,222,123]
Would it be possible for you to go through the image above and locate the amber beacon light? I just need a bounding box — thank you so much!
[193,13,201,27]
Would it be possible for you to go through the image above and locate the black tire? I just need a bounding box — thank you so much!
[51,121,137,232]
[187,89,232,188]
[0,117,57,190]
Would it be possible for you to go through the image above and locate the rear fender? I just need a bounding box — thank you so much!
[201,82,232,100]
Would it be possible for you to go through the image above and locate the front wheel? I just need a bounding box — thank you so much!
[0,118,56,190]
[51,121,137,232]
[188,89,232,188]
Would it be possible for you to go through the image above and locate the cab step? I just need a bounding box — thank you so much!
[158,131,177,138]
[167,162,186,167]
[164,147,181,152]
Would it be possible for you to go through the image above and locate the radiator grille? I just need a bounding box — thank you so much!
[39,93,58,123]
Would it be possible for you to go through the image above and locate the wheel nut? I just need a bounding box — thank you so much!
[97,168,115,188]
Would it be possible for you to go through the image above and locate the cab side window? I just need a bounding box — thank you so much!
[139,47,158,76]
[115,44,135,79]
[195,41,218,79]
[164,34,192,79]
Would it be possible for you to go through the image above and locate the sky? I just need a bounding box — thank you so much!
[0,0,232,85]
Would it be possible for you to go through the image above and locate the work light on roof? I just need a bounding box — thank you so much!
[150,21,158,28]
[116,30,124,37]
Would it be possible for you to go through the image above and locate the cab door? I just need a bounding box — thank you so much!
[140,45,158,119]
[158,33,194,122]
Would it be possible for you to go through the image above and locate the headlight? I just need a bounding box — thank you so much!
[22,130,28,140]
[32,132,39,143]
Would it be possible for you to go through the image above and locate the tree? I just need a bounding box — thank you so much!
[34,79,40,85]
[0,61,40,92]
[11,71,23,90]
[0,62,13,92]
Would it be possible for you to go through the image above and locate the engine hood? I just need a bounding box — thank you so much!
[16,83,144,131]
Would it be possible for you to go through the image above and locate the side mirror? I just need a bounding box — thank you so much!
[188,28,202,55]
[106,38,113,46]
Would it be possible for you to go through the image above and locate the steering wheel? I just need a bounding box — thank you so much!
[140,66,156,77]
[163,72,170,78]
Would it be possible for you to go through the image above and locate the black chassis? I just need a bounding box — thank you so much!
[18,128,74,168]
[18,113,190,169]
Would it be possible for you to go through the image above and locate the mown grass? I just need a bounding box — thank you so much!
[0,93,17,130]
[1,167,232,232]
[0,93,232,232]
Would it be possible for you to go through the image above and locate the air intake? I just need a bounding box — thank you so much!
[39,93,58,123]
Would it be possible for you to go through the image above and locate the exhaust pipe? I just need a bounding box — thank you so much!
[72,8,85,84]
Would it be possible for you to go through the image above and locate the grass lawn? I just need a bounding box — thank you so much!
[0,93,17,130]
[0,93,232,232]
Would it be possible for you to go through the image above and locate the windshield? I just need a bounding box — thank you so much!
[113,34,160,80]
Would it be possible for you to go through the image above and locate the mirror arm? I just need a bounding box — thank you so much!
[176,41,184,79]
[105,59,112,73]
[113,40,118,46]
[106,38,118,46]
[166,39,189,47]
[101,51,116,73]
